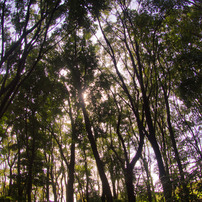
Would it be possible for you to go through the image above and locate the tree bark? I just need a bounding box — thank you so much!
[125,167,136,202]
[113,113,145,202]
[99,13,172,200]
[17,135,23,201]
[110,171,117,200]
[66,141,75,202]
[84,149,89,202]
[26,111,36,202]
[66,91,76,202]
[46,155,50,202]
[50,153,57,202]
[79,95,113,201]
[148,135,172,201]
[136,53,172,201]
[142,157,152,202]
[163,89,189,200]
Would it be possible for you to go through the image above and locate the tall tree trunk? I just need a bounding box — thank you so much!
[110,172,117,200]
[158,120,170,177]
[125,167,136,202]
[46,164,50,201]
[84,149,89,202]
[8,166,13,196]
[148,135,172,201]
[27,125,36,202]
[142,157,152,202]
[99,14,172,200]
[79,95,113,201]
[163,90,189,200]
[139,78,172,201]
[51,125,75,202]
[126,8,173,200]
[27,149,34,202]
[66,141,75,202]
[114,113,145,202]
[66,91,77,202]
[17,135,23,201]
[50,155,57,202]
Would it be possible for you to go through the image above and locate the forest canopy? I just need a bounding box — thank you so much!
[0,0,201,201]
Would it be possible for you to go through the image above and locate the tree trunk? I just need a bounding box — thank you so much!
[164,90,189,200]
[8,166,13,196]
[50,155,57,202]
[142,157,152,202]
[99,6,172,200]
[66,92,77,202]
[17,135,23,201]
[84,149,89,202]
[158,120,170,177]
[27,151,34,202]
[46,155,50,202]
[125,167,136,202]
[79,95,113,201]
[139,82,172,201]
[27,132,36,202]
[66,141,75,202]
[111,174,117,200]
[148,135,172,201]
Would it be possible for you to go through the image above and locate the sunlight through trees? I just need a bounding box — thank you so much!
[0,0,201,201]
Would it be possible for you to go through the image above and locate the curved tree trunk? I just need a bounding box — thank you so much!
[148,135,172,201]
[139,72,172,201]
[79,95,113,201]
[163,89,189,200]
[98,13,173,201]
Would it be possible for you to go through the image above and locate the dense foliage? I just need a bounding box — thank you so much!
[0,0,201,201]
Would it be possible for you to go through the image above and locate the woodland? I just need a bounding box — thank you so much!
[0,0,201,201]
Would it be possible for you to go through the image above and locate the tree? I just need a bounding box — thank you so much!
[61,31,113,201]
[0,0,66,119]
[0,0,201,201]
[0,0,111,119]
[97,4,173,201]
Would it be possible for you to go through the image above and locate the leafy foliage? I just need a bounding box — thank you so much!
[0,0,201,201]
